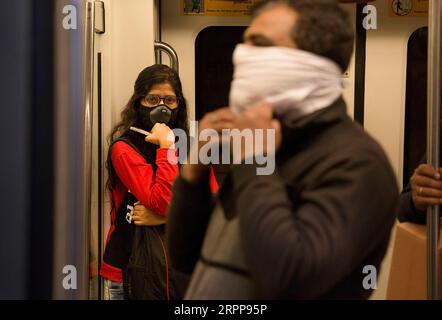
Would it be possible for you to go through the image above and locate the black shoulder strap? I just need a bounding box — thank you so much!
[112,136,150,163]
[112,136,159,170]
[107,135,158,193]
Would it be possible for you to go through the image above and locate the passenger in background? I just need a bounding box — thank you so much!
[398,159,442,224]
[100,64,217,300]
[397,27,438,225]
[167,0,399,299]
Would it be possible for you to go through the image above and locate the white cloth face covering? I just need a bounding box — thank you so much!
[229,44,345,120]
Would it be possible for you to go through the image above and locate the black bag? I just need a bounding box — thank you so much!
[123,224,187,300]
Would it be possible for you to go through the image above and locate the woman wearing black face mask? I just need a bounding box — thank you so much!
[100,64,219,300]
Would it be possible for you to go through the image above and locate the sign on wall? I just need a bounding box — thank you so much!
[389,0,428,17]
[181,0,261,16]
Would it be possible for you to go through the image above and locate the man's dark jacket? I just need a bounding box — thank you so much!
[167,98,399,299]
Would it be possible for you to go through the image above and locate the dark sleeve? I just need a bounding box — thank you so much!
[231,152,398,299]
[167,173,215,274]
[397,155,426,224]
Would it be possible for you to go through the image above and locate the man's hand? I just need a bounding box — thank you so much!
[182,107,236,183]
[181,105,282,182]
[132,202,167,226]
[410,164,442,211]
[231,103,282,161]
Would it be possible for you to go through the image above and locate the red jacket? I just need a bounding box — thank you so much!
[100,141,218,282]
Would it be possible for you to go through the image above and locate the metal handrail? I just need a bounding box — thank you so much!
[154,41,179,73]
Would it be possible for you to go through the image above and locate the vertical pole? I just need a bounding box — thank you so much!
[82,0,95,299]
[427,0,441,301]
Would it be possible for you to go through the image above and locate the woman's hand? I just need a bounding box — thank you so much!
[410,164,442,211]
[145,123,175,148]
[132,202,167,226]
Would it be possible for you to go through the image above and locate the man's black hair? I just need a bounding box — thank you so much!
[251,0,354,71]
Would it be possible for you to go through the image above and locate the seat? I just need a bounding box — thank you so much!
[387,222,442,299]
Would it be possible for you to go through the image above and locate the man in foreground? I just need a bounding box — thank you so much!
[167,0,399,299]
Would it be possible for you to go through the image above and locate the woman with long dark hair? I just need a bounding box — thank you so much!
[100,64,218,300]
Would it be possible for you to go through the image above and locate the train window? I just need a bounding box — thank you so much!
[195,26,247,183]
[195,26,247,120]
[403,27,428,187]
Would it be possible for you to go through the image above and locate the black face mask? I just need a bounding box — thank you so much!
[138,104,179,131]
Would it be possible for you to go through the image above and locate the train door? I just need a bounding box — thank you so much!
[363,0,427,299]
